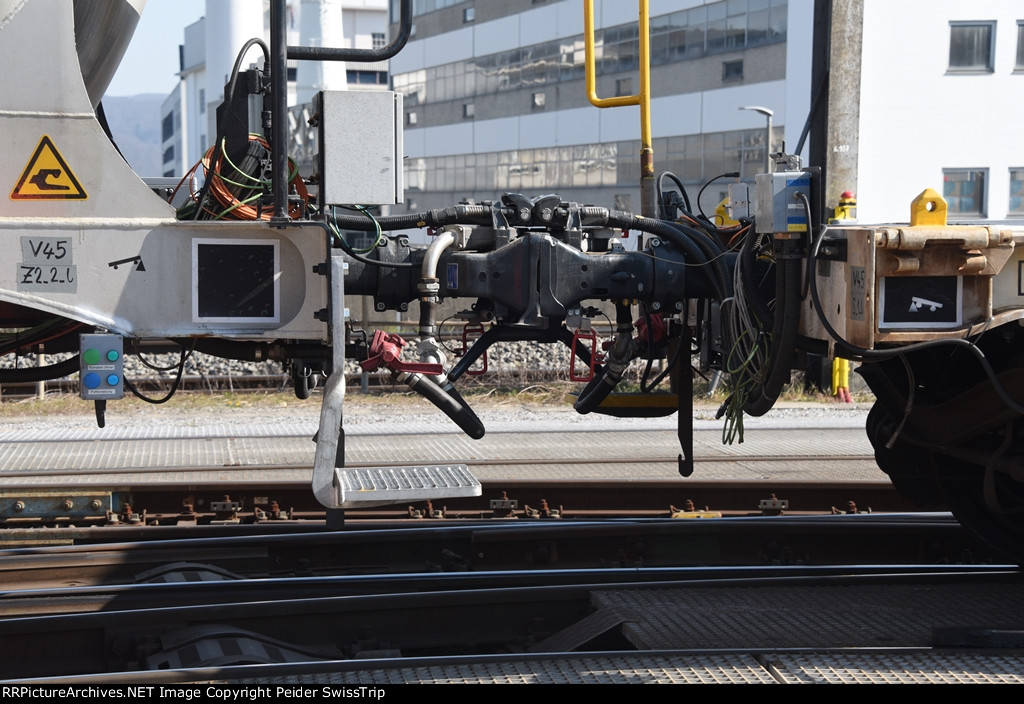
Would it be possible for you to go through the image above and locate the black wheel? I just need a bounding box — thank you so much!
[932,426,1024,565]
[869,403,1024,563]
[292,363,317,400]
[865,402,942,507]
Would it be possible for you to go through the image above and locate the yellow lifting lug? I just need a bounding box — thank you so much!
[909,188,948,227]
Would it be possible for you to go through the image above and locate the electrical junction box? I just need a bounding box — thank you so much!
[316,90,403,206]
[79,333,124,400]
[800,224,1016,352]
[754,171,813,234]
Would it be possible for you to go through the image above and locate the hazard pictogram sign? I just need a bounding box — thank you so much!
[10,135,87,200]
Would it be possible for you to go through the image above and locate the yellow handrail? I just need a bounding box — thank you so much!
[583,0,654,216]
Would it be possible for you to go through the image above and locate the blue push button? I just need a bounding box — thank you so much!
[83,372,101,389]
[106,350,120,362]
[107,374,120,386]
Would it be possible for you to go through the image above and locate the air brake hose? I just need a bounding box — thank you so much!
[574,302,634,415]
[399,371,485,439]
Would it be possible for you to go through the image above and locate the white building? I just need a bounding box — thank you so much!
[388,0,1024,224]
[856,1,1024,222]
[161,0,390,178]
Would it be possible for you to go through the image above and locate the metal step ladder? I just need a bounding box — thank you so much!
[312,249,481,509]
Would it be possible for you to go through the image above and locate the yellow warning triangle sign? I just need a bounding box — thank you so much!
[11,135,87,200]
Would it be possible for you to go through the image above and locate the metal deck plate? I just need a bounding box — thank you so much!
[592,583,1024,650]
[771,652,1024,684]
[219,649,1024,684]
[333,464,481,508]
[228,652,778,684]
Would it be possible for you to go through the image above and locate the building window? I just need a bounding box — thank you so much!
[162,113,174,142]
[722,59,743,82]
[943,169,987,217]
[163,146,175,164]
[406,111,417,125]
[392,0,788,105]
[615,77,633,97]
[463,7,474,23]
[347,70,388,85]
[948,22,995,73]
[199,89,205,113]
[372,32,386,50]
[1010,169,1024,215]
[1017,22,1024,71]
[463,103,475,118]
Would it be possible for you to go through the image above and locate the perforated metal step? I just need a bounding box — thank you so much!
[329,464,481,508]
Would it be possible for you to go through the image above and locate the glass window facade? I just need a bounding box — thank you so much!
[1010,169,1024,215]
[405,127,777,194]
[943,169,988,217]
[948,22,995,72]
[1017,21,1024,70]
[392,0,788,105]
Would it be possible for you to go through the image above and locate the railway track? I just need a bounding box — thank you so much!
[1,520,1021,683]
[5,411,1020,684]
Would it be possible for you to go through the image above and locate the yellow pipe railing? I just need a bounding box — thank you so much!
[583,0,654,216]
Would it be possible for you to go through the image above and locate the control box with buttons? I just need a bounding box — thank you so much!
[79,333,124,400]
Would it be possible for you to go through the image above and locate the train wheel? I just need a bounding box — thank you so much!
[868,403,1024,563]
[865,402,942,507]
[932,425,1024,565]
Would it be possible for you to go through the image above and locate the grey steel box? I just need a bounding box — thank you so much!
[317,90,403,206]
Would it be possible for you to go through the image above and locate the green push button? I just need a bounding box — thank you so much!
[106,350,120,362]
[83,348,100,365]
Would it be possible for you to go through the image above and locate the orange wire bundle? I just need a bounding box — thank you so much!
[173,135,309,220]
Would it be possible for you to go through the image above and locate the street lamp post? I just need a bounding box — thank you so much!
[739,105,774,174]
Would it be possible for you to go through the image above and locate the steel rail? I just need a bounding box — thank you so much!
[1,564,1022,682]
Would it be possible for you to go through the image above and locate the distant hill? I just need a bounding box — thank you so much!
[100,94,165,178]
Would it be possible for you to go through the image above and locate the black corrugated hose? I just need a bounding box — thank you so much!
[0,355,80,383]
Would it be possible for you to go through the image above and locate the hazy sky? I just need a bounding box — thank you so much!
[104,0,207,98]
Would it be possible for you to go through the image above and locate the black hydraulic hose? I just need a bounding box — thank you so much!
[327,205,494,233]
[0,356,80,383]
[419,298,437,339]
[401,371,485,439]
[743,247,802,416]
[574,303,633,415]
[573,367,614,415]
[657,171,692,216]
[665,220,732,300]
[600,212,729,304]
